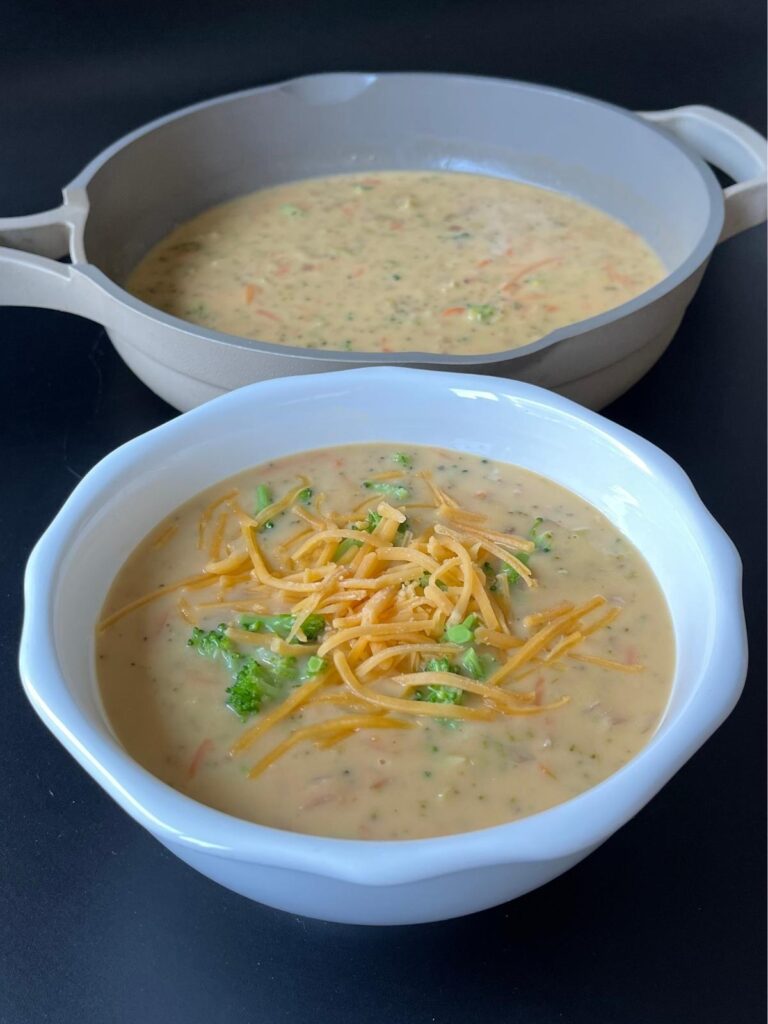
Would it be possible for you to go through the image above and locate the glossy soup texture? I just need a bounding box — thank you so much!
[97,445,674,839]
[126,171,665,355]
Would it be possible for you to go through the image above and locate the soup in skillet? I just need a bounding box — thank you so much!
[96,445,674,840]
[126,171,665,355]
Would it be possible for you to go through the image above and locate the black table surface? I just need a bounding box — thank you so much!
[1,2,765,1021]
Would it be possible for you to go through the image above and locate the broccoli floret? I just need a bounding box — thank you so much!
[251,648,299,685]
[467,303,497,324]
[189,623,315,721]
[362,480,410,500]
[363,509,411,545]
[529,517,553,552]
[226,658,281,720]
[422,657,457,674]
[187,625,241,671]
[501,551,531,584]
[413,684,464,705]
[335,508,408,560]
[363,510,383,532]
[413,658,462,705]
[392,452,412,468]
[297,487,313,505]
[240,612,291,636]
[298,614,326,641]
[306,655,327,676]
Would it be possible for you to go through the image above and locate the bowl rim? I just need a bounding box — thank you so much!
[67,70,724,367]
[19,367,747,886]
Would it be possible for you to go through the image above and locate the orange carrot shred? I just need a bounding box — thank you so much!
[188,738,214,780]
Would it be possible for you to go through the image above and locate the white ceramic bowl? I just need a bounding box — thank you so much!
[19,368,747,924]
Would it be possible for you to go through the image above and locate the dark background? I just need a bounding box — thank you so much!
[1,2,765,1022]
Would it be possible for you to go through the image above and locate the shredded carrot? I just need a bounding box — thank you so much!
[187,738,214,780]
[442,306,466,317]
[506,257,561,288]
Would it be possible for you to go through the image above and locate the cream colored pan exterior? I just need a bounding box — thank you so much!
[1,74,765,410]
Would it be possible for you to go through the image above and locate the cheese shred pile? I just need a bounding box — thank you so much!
[98,472,642,779]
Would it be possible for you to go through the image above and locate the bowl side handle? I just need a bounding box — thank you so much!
[640,105,767,242]
[0,201,102,315]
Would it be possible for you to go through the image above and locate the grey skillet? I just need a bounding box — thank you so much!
[0,72,765,410]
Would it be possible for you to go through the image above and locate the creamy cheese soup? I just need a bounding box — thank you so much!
[126,171,664,355]
[97,445,674,840]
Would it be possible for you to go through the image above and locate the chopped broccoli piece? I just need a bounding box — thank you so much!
[501,551,531,584]
[297,487,313,505]
[280,203,304,217]
[413,683,464,705]
[240,612,325,642]
[467,303,497,324]
[306,655,327,675]
[297,614,326,641]
[255,484,272,511]
[337,509,408,559]
[190,621,319,721]
[482,561,498,591]
[255,484,274,529]
[226,658,281,720]
[423,657,457,674]
[250,648,299,684]
[443,613,480,645]
[418,572,448,592]
[529,517,553,552]
[241,612,292,636]
[412,658,463,709]
[392,452,412,468]
[188,625,241,671]
[362,480,410,500]
[460,647,485,680]
[362,510,383,532]
[333,537,363,561]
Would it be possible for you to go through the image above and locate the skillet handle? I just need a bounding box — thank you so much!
[0,204,98,314]
[640,105,767,243]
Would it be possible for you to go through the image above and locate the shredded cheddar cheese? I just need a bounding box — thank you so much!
[99,472,643,780]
